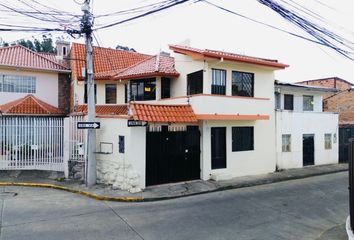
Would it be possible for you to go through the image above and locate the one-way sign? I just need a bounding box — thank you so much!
[77,122,101,129]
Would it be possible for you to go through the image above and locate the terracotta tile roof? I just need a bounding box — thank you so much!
[70,43,151,80]
[130,103,197,123]
[169,45,289,69]
[0,95,64,115]
[109,54,179,80]
[74,104,128,115]
[0,45,69,72]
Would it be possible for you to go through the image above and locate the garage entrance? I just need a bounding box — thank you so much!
[146,126,200,186]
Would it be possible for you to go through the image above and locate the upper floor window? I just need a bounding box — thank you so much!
[284,94,294,110]
[84,83,97,104]
[211,69,226,95]
[105,84,117,104]
[0,74,36,93]
[130,78,156,101]
[303,95,314,111]
[187,70,203,95]
[62,46,67,56]
[161,77,171,99]
[232,71,254,97]
[232,127,254,152]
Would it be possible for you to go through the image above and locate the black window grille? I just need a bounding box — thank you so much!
[232,71,254,97]
[161,77,171,99]
[130,78,156,101]
[211,69,226,95]
[284,94,294,110]
[187,70,203,95]
[232,127,254,152]
[84,83,97,104]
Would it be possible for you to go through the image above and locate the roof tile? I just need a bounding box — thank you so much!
[74,105,128,115]
[130,103,197,123]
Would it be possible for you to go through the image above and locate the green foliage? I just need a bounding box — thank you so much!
[116,44,136,52]
[1,34,56,53]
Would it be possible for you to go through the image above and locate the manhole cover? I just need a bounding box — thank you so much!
[0,192,17,199]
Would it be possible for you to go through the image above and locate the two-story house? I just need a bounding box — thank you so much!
[69,44,288,191]
[0,43,71,172]
[275,82,339,170]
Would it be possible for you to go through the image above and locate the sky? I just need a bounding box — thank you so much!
[1,0,354,83]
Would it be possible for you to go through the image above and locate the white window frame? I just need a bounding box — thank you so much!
[282,134,291,152]
[325,133,332,149]
[0,74,36,93]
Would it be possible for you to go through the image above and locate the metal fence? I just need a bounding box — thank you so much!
[68,115,86,163]
[349,138,354,230]
[0,116,64,171]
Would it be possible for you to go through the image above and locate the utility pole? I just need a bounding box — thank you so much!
[81,0,96,187]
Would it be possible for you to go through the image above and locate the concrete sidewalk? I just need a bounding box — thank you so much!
[0,163,348,201]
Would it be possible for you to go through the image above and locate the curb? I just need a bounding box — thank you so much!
[0,182,144,202]
[0,167,348,202]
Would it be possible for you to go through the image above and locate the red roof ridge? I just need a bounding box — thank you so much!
[16,45,70,70]
[0,45,69,71]
[0,94,63,115]
[169,44,288,69]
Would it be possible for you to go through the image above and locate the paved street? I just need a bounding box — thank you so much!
[0,172,349,240]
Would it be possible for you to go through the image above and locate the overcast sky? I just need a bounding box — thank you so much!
[1,0,353,83]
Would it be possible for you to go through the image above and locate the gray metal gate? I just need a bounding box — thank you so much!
[0,116,64,171]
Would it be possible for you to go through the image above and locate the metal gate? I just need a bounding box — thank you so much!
[0,116,64,171]
[146,126,200,186]
[339,126,354,163]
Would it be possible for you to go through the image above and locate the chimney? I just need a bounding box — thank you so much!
[56,40,70,59]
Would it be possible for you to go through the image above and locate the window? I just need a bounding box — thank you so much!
[130,78,156,101]
[105,84,117,104]
[0,74,36,93]
[232,71,254,97]
[124,84,128,103]
[62,46,67,56]
[325,134,332,149]
[284,94,294,110]
[232,127,254,151]
[211,69,226,95]
[275,92,281,109]
[282,134,291,152]
[303,95,314,111]
[161,77,171,99]
[84,84,97,104]
[187,70,203,95]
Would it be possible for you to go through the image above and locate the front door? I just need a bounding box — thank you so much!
[303,134,315,166]
[211,127,226,169]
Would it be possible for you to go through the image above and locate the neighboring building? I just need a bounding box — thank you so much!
[0,44,71,172]
[0,44,71,115]
[69,44,288,191]
[275,82,339,170]
[297,77,354,162]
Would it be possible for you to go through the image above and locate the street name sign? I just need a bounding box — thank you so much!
[127,120,148,127]
[77,122,101,129]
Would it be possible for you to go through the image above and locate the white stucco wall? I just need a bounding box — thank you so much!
[0,68,59,107]
[277,89,323,112]
[95,117,146,191]
[276,110,339,169]
[200,119,276,180]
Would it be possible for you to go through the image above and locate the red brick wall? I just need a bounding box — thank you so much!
[324,90,354,125]
[299,78,352,91]
[58,73,71,114]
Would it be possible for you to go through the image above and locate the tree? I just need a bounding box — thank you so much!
[116,44,136,52]
[16,35,56,53]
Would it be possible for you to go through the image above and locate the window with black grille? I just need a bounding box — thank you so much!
[161,77,171,99]
[187,70,203,95]
[232,127,254,152]
[130,78,156,101]
[232,71,254,97]
[105,84,117,104]
[84,83,97,104]
[284,94,294,110]
[211,69,226,95]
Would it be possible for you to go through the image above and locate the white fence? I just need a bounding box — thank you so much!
[0,116,64,171]
[69,115,86,163]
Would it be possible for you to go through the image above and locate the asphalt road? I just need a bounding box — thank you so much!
[0,172,349,240]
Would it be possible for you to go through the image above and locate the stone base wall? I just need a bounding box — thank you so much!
[97,159,141,193]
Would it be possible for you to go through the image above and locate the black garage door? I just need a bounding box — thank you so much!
[146,126,200,186]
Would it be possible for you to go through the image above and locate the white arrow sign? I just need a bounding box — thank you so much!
[77,122,101,129]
